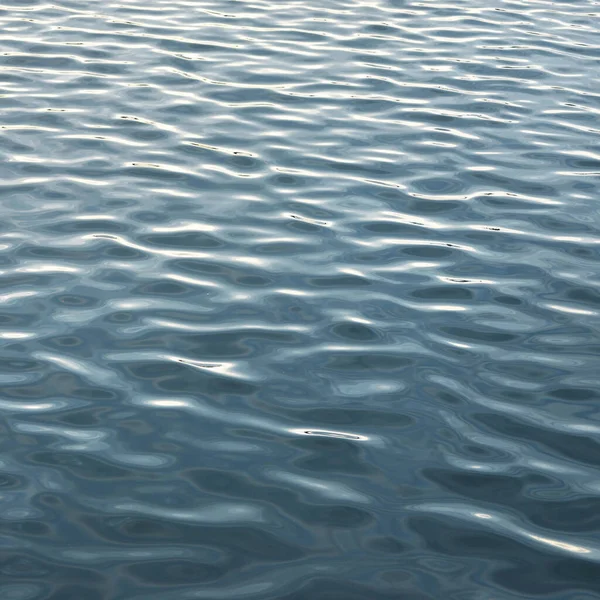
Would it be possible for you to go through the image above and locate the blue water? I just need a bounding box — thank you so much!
[1,0,600,598]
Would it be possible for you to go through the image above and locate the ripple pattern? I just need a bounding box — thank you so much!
[1,0,600,598]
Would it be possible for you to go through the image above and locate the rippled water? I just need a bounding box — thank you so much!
[1,0,600,598]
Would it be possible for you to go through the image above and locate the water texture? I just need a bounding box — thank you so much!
[1,0,599,598]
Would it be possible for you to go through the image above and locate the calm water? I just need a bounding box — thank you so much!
[1,0,600,598]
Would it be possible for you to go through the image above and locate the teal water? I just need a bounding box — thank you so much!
[1,1,600,599]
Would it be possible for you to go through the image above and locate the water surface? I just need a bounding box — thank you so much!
[1,0,600,598]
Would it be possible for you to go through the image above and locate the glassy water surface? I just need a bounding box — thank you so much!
[1,0,600,598]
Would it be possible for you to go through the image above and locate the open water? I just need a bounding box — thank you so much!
[1,0,600,598]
